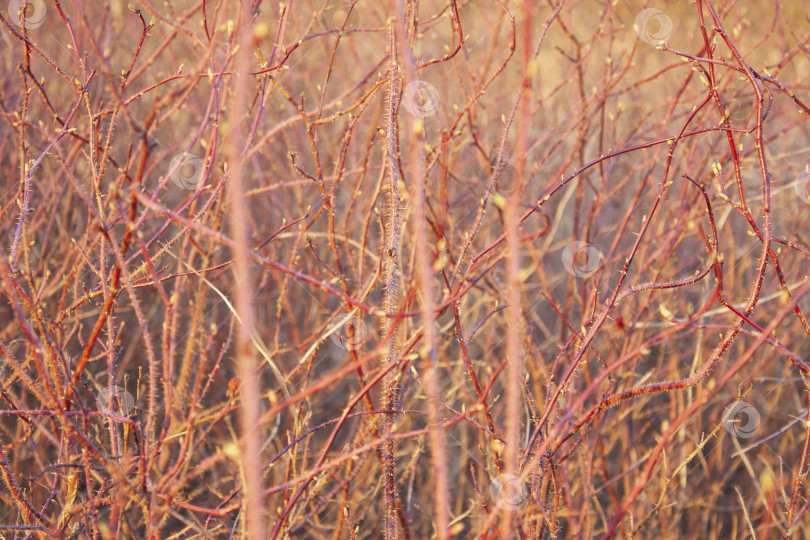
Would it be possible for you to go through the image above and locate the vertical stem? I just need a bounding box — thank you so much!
[501,0,536,535]
[393,1,450,537]
[227,2,266,537]
[382,20,402,540]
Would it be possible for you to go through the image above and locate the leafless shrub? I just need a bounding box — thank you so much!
[1,0,810,538]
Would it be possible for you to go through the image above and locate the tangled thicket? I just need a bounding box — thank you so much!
[1,0,810,538]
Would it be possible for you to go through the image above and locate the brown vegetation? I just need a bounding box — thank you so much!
[1,0,810,538]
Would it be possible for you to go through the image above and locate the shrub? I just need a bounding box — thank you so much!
[1,0,809,538]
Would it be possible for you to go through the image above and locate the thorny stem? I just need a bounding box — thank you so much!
[2,0,810,538]
[382,19,402,540]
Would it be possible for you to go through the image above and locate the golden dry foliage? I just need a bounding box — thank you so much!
[1,0,810,538]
